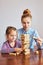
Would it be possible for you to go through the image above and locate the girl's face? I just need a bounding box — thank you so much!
[6,30,17,42]
[21,17,31,31]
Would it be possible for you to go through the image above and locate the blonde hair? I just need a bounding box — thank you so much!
[21,9,32,21]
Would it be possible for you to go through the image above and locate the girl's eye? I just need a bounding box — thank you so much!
[22,22,30,24]
[22,22,25,24]
[27,22,29,24]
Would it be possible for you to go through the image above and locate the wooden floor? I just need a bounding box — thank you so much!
[0,50,43,65]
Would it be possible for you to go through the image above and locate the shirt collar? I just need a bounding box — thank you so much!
[22,28,31,34]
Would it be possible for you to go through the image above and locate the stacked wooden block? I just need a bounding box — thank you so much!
[21,34,30,55]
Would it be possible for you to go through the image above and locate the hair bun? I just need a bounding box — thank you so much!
[21,9,32,21]
[23,9,31,15]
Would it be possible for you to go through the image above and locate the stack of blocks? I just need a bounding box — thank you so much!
[21,34,30,55]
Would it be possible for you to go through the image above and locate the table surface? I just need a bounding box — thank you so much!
[0,50,43,65]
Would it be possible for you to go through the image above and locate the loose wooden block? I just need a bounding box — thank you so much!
[24,49,30,55]
[35,51,39,54]
[9,53,16,56]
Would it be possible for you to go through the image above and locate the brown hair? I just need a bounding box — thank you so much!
[6,26,17,35]
[21,9,32,21]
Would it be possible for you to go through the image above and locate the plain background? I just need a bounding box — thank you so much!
[0,0,43,50]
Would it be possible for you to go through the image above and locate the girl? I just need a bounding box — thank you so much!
[1,26,22,53]
[18,9,42,51]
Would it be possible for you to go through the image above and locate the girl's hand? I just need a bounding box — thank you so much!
[33,37,43,46]
[14,48,23,52]
[36,38,42,45]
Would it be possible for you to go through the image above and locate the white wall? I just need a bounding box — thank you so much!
[0,0,43,50]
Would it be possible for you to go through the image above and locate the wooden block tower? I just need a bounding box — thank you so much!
[21,34,30,55]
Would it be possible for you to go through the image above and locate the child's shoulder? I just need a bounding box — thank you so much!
[17,28,23,32]
[29,28,38,33]
[2,41,9,48]
[3,41,8,45]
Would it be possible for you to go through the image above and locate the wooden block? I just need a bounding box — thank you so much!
[16,52,20,55]
[24,51,30,55]
[33,37,37,40]
[24,49,30,55]
[21,34,30,43]
[9,53,16,56]
[36,51,39,54]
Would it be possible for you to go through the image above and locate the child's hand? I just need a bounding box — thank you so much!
[33,37,43,46]
[36,38,43,46]
[14,48,23,52]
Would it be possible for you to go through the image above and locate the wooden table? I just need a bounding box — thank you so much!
[0,50,43,65]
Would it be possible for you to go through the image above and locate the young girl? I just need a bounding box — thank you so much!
[1,26,22,53]
[18,9,42,52]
